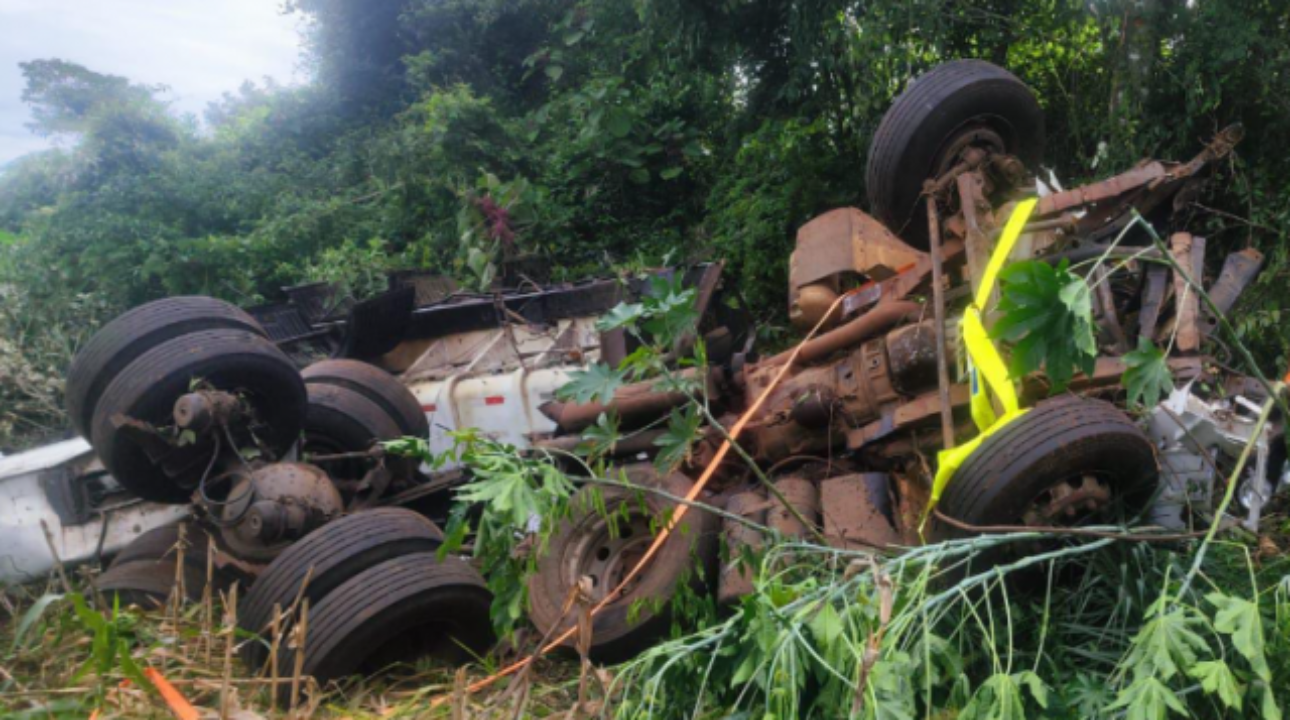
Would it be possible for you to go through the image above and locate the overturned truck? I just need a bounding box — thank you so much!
[54,60,1283,686]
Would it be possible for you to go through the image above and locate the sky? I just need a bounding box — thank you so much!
[0,0,305,166]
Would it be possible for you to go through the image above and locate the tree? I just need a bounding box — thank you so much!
[19,59,166,137]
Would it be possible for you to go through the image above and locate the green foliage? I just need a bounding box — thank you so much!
[555,362,625,406]
[1123,337,1175,409]
[651,405,702,473]
[388,430,576,636]
[66,593,149,695]
[6,0,1290,446]
[297,237,400,304]
[991,259,1097,392]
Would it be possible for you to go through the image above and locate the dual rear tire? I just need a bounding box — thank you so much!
[67,299,425,504]
[238,508,493,696]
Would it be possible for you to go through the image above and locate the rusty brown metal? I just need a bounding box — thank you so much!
[747,330,910,460]
[846,384,970,450]
[533,429,666,457]
[957,171,999,308]
[788,208,927,331]
[840,238,965,320]
[1137,264,1170,343]
[765,301,922,368]
[886,321,947,396]
[768,477,819,540]
[219,463,344,562]
[1092,266,1129,355]
[1019,356,1205,402]
[539,368,718,433]
[718,491,766,604]
[820,473,900,550]
[1202,249,1264,338]
[925,194,957,450]
[1035,163,1168,217]
[1170,233,1202,354]
[172,390,242,433]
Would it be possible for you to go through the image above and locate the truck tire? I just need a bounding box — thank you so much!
[300,383,409,484]
[866,59,1044,249]
[302,359,428,438]
[239,508,444,670]
[102,523,241,609]
[112,523,212,570]
[527,473,719,663]
[938,396,1157,536]
[90,329,307,503]
[277,552,493,698]
[66,297,266,439]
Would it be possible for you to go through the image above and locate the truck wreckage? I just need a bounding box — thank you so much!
[8,59,1285,688]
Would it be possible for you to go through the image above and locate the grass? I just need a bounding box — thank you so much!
[0,567,582,719]
[4,515,1290,719]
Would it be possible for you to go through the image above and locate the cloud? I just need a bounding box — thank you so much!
[0,0,304,165]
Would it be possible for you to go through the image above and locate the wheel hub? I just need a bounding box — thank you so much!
[568,513,654,604]
[1022,474,1113,526]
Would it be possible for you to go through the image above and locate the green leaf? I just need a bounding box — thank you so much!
[808,601,843,648]
[1259,683,1283,720]
[1107,676,1188,720]
[660,166,683,180]
[1208,592,1271,681]
[544,64,564,81]
[607,108,632,138]
[992,259,1098,392]
[653,405,702,472]
[629,167,650,185]
[1123,336,1173,408]
[10,593,63,653]
[1121,606,1208,681]
[959,671,1049,720]
[578,412,620,459]
[1188,660,1242,710]
[595,302,645,333]
[556,363,626,405]
[1016,670,1049,709]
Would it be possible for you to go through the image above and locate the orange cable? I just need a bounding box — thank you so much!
[144,667,200,720]
[438,291,858,704]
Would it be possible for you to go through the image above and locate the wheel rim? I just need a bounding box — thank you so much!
[1021,474,1114,527]
[565,512,654,605]
[933,122,1007,178]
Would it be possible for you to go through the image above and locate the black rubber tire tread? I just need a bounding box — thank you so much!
[301,359,428,438]
[938,396,1157,533]
[527,473,719,663]
[98,559,210,610]
[303,383,405,454]
[866,59,1044,249]
[110,523,213,571]
[239,508,444,669]
[90,328,307,504]
[280,552,493,694]
[66,297,266,439]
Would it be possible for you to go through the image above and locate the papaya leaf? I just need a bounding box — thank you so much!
[556,362,626,405]
[1120,606,1207,681]
[1188,660,1242,710]
[991,259,1097,392]
[1123,337,1173,409]
[1107,676,1188,720]
[578,412,620,459]
[653,405,702,473]
[1207,592,1271,681]
[595,302,645,333]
